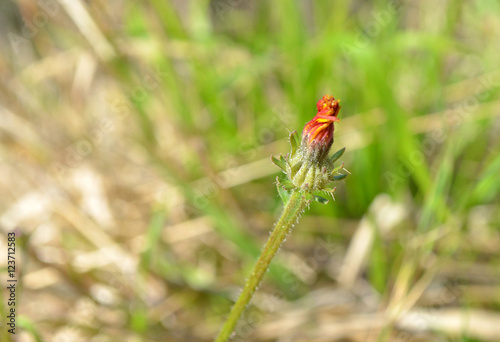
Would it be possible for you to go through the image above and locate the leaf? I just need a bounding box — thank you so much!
[329,147,346,163]
[271,155,287,171]
[289,130,299,155]
[333,173,348,181]
[313,195,329,205]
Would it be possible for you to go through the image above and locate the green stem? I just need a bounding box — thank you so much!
[215,190,309,342]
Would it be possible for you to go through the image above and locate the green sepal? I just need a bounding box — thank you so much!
[329,147,346,163]
[313,195,329,205]
[289,131,300,156]
[271,155,287,171]
[333,173,348,181]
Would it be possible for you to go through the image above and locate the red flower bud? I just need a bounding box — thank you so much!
[302,95,341,161]
[272,94,347,193]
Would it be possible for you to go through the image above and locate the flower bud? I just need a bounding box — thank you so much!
[272,95,346,194]
[302,95,341,162]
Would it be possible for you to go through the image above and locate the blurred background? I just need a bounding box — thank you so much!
[1,0,500,341]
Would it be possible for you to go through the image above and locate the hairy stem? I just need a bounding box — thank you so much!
[215,190,308,342]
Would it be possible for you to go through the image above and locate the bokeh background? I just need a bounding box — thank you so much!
[1,0,500,341]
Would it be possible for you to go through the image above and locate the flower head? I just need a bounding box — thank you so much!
[271,95,348,199]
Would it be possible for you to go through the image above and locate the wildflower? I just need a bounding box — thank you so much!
[272,95,348,203]
[216,95,350,342]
